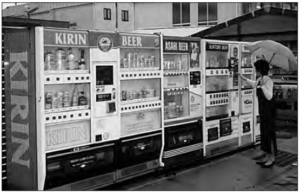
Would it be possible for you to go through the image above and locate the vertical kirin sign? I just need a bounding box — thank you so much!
[4,30,37,190]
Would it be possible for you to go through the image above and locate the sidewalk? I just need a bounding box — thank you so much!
[133,136,298,191]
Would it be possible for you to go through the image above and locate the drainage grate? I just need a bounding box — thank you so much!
[251,150,297,168]
[275,150,297,167]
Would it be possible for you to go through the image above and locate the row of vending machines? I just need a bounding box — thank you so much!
[3,27,260,190]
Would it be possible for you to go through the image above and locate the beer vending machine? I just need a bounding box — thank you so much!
[116,32,164,180]
[202,39,243,157]
[162,36,203,167]
[4,27,117,190]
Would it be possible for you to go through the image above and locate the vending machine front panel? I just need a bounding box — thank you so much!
[118,134,162,169]
[45,144,115,190]
[164,120,202,151]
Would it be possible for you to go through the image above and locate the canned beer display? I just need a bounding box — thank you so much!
[121,52,158,71]
[121,87,157,102]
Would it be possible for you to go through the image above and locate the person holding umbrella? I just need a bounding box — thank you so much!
[239,59,277,168]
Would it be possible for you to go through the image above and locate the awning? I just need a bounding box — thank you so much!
[132,26,209,37]
[192,6,297,42]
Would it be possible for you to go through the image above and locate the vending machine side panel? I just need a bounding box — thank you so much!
[4,28,38,190]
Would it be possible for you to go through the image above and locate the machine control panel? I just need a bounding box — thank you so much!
[94,65,117,116]
[219,118,232,137]
[190,71,201,85]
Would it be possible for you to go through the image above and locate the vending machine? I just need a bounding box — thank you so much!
[116,32,164,180]
[239,43,255,147]
[162,36,203,167]
[201,39,242,157]
[4,27,117,190]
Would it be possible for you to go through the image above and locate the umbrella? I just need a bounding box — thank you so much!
[245,40,297,72]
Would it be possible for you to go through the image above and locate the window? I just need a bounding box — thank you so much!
[104,8,111,20]
[198,3,218,26]
[121,10,129,22]
[172,3,190,26]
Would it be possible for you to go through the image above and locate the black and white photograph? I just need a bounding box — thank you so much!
[1,1,298,191]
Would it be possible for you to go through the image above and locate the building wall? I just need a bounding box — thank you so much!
[134,2,243,30]
[117,3,135,32]
[53,4,94,29]
[27,3,134,31]
[134,3,172,29]
[94,3,134,31]
[30,3,94,29]
[217,3,239,23]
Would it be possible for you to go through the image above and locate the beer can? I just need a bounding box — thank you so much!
[151,55,155,67]
[134,52,138,68]
[140,56,145,68]
[179,106,184,112]
[122,91,127,101]
[130,92,135,100]
[145,59,150,68]
[139,92,143,99]
[45,92,53,109]
[127,52,133,68]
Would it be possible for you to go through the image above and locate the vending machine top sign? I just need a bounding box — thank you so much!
[119,33,160,48]
[44,28,89,47]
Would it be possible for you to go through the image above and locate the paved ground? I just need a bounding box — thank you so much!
[104,127,297,191]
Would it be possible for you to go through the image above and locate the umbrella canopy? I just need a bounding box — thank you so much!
[245,40,297,72]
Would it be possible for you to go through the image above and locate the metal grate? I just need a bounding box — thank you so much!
[275,150,297,167]
[251,150,297,168]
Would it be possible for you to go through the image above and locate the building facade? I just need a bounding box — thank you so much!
[2,2,135,31]
[2,2,297,32]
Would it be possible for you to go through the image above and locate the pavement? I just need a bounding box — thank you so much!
[104,123,297,191]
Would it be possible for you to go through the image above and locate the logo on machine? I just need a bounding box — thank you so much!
[103,132,109,140]
[97,35,113,52]
[244,100,252,105]
[191,96,195,103]
[137,112,145,121]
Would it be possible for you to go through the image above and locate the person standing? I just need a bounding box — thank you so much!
[239,59,277,168]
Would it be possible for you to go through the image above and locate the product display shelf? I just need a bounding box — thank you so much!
[206,69,230,76]
[121,67,160,72]
[120,100,162,113]
[44,70,89,74]
[163,71,188,75]
[44,73,91,84]
[121,97,160,105]
[44,105,89,113]
[164,87,189,91]
[120,70,161,80]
